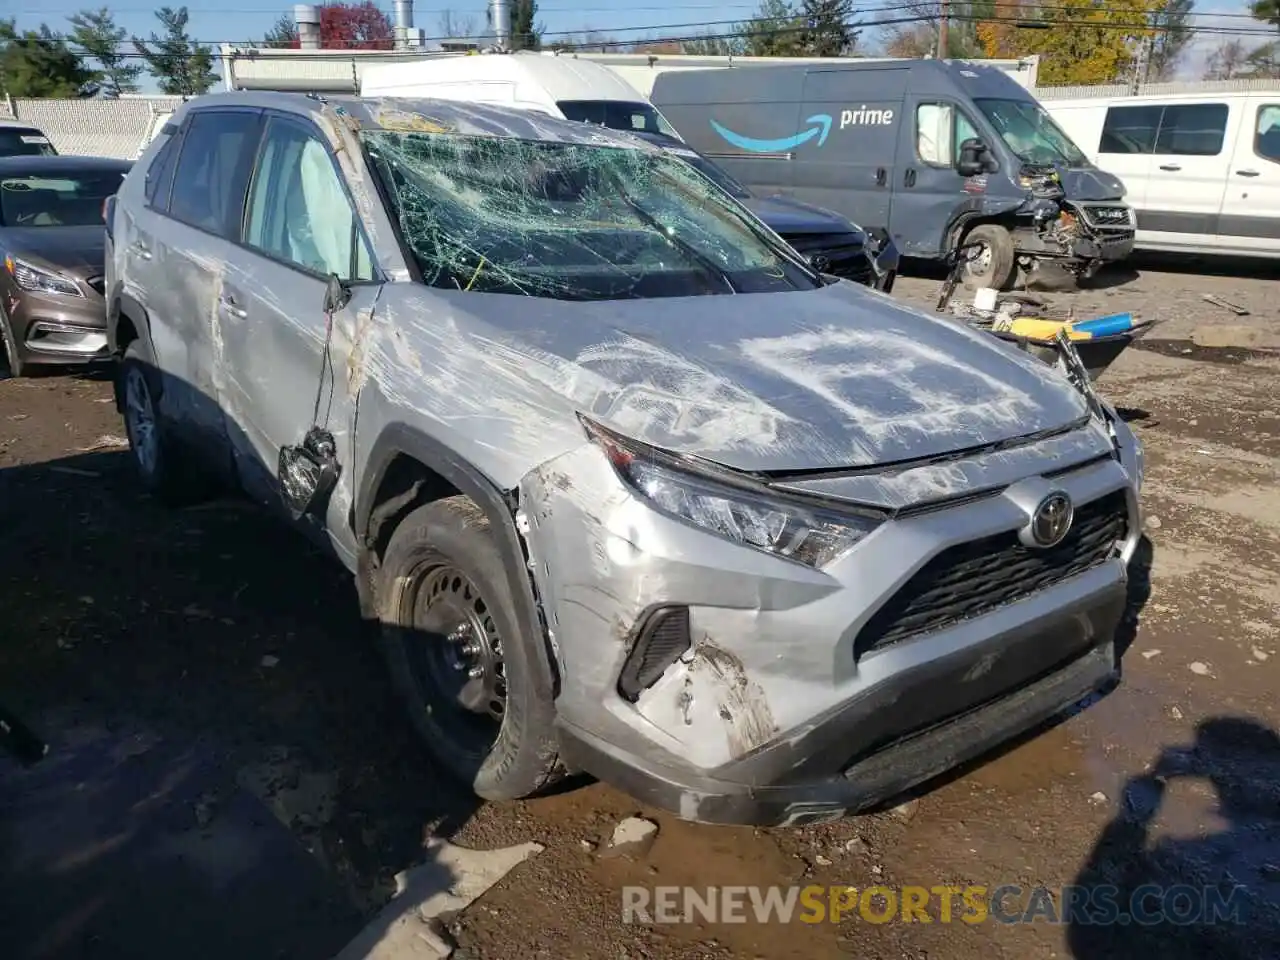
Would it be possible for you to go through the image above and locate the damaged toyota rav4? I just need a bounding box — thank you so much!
[105,92,1144,827]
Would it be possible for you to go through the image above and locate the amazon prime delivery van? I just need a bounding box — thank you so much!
[650,58,1137,289]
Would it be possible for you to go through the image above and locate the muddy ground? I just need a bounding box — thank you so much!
[1,256,1277,960]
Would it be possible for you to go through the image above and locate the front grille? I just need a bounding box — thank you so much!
[85,276,105,296]
[783,233,871,282]
[1082,205,1132,229]
[855,489,1129,657]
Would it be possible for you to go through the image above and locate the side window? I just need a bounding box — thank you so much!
[1154,103,1228,156]
[244,117,375,281]
[1256,105,1280,164]
[1100,105,1161,155]
[168,110,261,238]
[953,112,980,163]
[916,102,953,167]
[144,134,180,211]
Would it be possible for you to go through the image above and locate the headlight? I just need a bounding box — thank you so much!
[4,256,83,298]
[582,416,883,568]
[1110,412,1144,492]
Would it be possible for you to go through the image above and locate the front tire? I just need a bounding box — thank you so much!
[961,223,1017,291]
[377,495,562,801]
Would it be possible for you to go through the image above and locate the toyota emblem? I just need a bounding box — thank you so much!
[1029,491,1074,548]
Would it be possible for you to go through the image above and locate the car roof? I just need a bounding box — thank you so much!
[175,91,663,152]
[0,154,131,175]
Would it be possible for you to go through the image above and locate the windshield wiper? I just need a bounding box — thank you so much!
[618,192,736,294]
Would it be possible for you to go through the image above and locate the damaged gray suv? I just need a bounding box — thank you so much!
[104,92,1144,826]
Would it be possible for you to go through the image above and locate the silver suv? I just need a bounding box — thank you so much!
[104,92,1144,827]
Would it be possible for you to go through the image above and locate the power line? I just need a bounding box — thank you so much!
[3,6,1279,55]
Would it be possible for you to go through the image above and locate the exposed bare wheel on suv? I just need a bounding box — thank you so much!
[375,495,562,801]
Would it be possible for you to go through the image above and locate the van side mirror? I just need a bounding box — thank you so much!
[956,137,999,177]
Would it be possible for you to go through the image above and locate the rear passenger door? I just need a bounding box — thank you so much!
[1141,102,1235,249]
[219,112,381,560]
[1218,101,1280,256]
[140,107,263,470]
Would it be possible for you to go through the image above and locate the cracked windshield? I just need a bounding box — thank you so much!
[361,131,820,300]
[975,97,1089,167]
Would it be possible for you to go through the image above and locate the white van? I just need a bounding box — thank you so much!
[1041,82,1280,259]
[359,50,683,139]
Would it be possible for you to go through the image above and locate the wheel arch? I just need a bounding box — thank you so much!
[355,423,560,704]
[108,294,160,410]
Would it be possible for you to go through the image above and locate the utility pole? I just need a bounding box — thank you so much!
[936,0,950,59]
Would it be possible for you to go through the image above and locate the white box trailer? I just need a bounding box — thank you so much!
[1038,79,1280,259]
[544,51,1041,97]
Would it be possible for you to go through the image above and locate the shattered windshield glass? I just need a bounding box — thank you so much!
[361,131,820,301]
[974,98,1089,167]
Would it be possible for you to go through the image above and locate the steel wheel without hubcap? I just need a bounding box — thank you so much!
[123,366,159,477]
[404,564,506,757]
[965,242,993,280]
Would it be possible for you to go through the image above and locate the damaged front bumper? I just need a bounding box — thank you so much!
[520,425,1139,827]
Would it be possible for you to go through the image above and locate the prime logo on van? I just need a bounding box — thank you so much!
[711,106,894,154]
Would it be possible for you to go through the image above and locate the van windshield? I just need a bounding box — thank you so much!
[974,98,1089,167]
[556,100,680,138]
[362,131,820,301]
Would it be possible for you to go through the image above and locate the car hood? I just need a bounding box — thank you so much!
[447,280,1089,474]
[1060,166,1126,202]
[1,225,105,277]
[743,195,864,237]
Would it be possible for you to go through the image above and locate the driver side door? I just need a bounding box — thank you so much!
[217,112,381,562]
[891,99,982,258]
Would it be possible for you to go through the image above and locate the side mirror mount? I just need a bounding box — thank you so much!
[956,137,999,177]
[323,272,352,314]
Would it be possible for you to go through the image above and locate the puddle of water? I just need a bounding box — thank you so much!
[1132,338,1280,366]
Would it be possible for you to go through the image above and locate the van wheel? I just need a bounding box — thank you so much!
[119,338,216,506]
[376,495,562,801]
[961,224,1016,291]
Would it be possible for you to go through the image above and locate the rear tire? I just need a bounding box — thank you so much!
[118,338,215,506]
[376,495,562,801]
[961,224,1017,291]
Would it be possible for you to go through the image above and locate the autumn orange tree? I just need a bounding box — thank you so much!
[975,0,1162,84]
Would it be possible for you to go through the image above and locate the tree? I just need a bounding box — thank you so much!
[0,19,95,97]
[1145,0,1194,81]
[884,1,988,58]
[68,7,143,95]
[1251,0,1279,28]
[798,0,858,56]
[511,0,542,50]
[1204,38,1251,79]
[132,7,218,95]
[742,0,806,56]
[437,10,477,39]
[316,2,393,49]
[977,0,1160,85]
[262,13,299,47]
[681,31,748,55]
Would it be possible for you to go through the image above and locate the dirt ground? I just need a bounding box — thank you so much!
[1,255,1278,960]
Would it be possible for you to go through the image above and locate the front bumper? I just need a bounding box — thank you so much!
[1,283,110,366]
[521,427,1140,826]
[560,607,1121,826]
[1072,230,1135,263]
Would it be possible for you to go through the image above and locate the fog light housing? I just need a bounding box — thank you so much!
[617,605,692,703]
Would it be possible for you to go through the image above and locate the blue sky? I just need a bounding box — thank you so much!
[7,0,1267,92]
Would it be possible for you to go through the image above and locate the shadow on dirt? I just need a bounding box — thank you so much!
[0,449,481,960]
[1067,716,1280,959]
